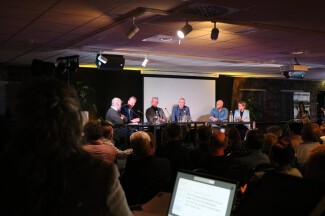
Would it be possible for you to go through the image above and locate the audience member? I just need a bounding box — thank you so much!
[82,121,117,164]
[233,129,270,181]
[156,123,193,190]
[198,131,243,183]
[120,96,140,123]
[269,138,302,177]
[0,76,131,216]
[319,123,325,144]
[266,125,283,137]
[304,145,325,181]
[224,126,245,156]
[288,122,303,148]
[120,131,170,205]
[190,125,212,168]
[210,100,229,122]
[263,133,278,156]
[295,123,321,167]
[100,121,133,159]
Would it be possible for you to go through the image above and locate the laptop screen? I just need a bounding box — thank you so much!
[167,170,237,216]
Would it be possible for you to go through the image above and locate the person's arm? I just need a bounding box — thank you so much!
[187,107,191,117]
[210,109,217,122]
[234,110,239,122]
[146,108,153,123]
[171,107,177,122]
[104,165,133,216]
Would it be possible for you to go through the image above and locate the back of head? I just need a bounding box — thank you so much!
[305,145,325,181]
[289,122,303,135]
[167,123,181,140]
[146,131,156,151]
[264,133,278,155]
[130,131,153,157]
[101,124,113,140]
[209,131,226,151]
[266,125,283,137]
[302,123,320,142]
[225,126,242,147]
[12,76,82,156]
[245,129,265,150]
[83,121,102,142]
[197,125,212,143]
[270,138,295,166]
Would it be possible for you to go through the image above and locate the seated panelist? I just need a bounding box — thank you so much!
[234,101,250,122]
[210,100,229,122]
[145,97,167,124]
[171,98,191,122]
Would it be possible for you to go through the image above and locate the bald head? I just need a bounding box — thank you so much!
[216,100,224,110]
[179,98,185,109]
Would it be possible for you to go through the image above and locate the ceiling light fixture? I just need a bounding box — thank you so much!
[177,19,192,39]
[127,17,139,39]
[97,52,107,64]
[142,54,149,67]
[211,22,219,40]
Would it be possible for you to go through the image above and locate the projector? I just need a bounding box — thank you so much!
[280,64,308,79]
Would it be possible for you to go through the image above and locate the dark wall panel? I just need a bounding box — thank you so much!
[216,75,234,110]
[73,68,143,119]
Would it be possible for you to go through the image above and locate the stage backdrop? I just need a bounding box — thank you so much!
[143,77,216,122]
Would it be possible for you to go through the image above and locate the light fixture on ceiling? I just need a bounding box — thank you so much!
[55,55,79,85]
[211,22,219,40]
[127,17,139,39]
[177,19,192,39]
[142,54,149,67]
[97,52,107,64]
[56,55,79,74]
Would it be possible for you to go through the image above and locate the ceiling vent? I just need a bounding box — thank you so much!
[176,3,238,19]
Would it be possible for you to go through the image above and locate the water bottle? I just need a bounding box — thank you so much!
[229,111,233,122]
[154,111,159,124]
[182,111,187,122]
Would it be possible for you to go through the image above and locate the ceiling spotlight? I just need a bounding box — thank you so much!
[177,19,192,39]
[97,53,107,64]
[211,22,219,40]
[127,17,139,39]
[142,55,149,67]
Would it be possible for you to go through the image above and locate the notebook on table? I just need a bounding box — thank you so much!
[167,170,238,216]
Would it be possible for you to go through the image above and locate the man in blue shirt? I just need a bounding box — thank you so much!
[171,98,191,122]
[210,100,229,122]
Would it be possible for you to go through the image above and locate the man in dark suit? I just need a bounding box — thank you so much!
[120,96,140,123]
[105,97,129,147]
[145,97,167,124]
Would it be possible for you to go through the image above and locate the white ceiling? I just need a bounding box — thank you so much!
[1,0,325,80]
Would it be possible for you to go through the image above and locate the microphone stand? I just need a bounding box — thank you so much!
[165,108,171,122]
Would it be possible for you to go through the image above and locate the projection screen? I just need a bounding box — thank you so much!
[143,77,216,122]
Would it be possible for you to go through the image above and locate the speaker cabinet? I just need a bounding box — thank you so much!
[96,54,125,70]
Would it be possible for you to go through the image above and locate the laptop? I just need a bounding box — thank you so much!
[167,170,238,216]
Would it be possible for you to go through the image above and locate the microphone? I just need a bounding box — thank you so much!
[130,109,142,122]
[165,108,172,122]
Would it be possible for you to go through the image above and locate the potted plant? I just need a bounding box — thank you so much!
[75,81,96,125]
